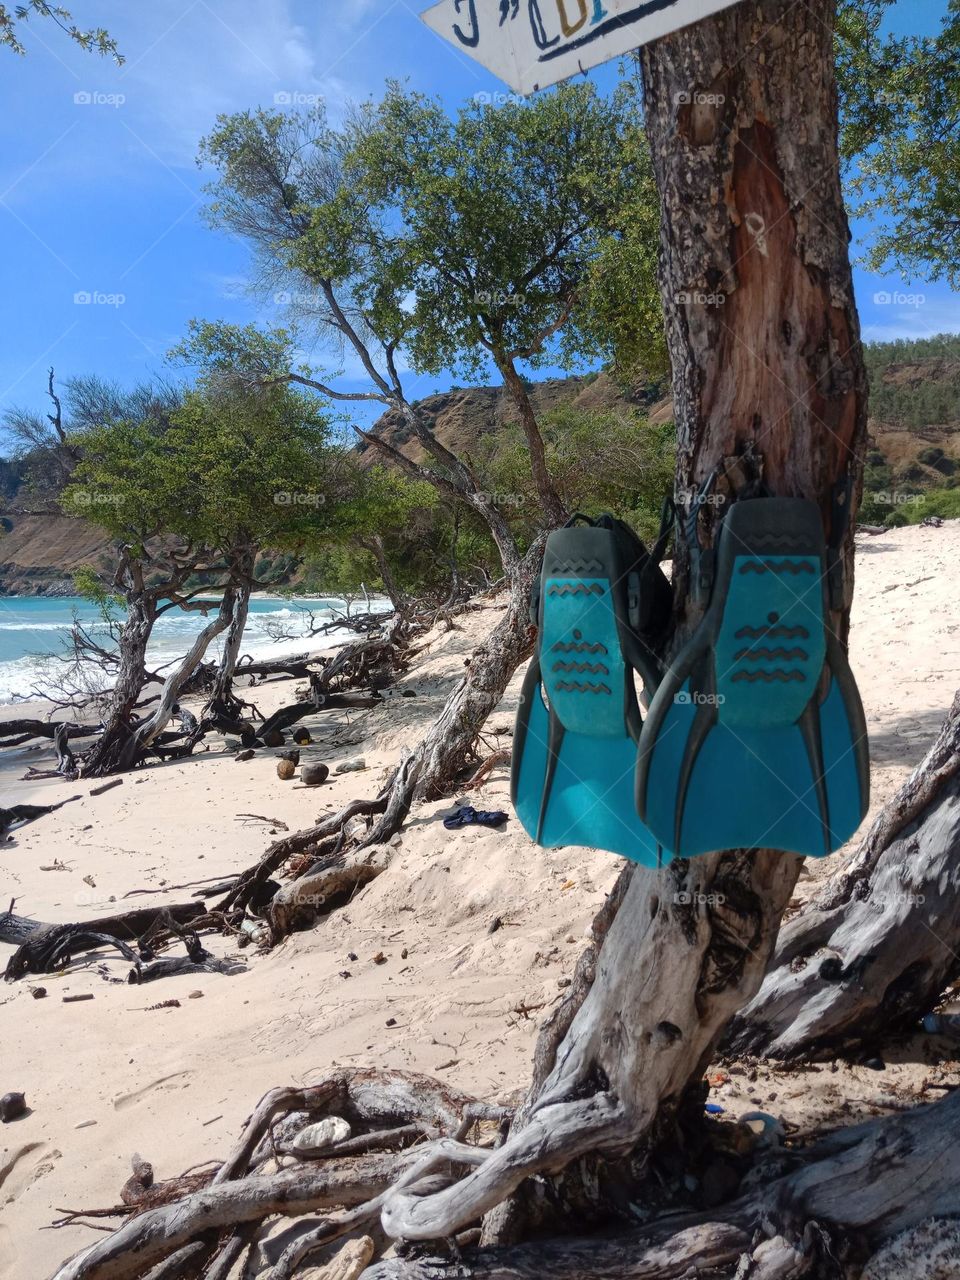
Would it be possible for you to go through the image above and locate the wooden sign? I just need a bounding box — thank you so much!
[421,0,745,95]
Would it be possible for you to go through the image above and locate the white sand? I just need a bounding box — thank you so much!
[1,522,959,1279]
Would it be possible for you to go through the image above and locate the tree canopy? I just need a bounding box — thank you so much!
[61,381,344,570]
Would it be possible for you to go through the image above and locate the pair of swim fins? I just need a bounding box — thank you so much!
[511,498,870,866]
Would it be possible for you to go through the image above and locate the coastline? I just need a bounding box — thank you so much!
[0,594,391,708]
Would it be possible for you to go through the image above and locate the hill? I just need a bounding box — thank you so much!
[1,336,959,594]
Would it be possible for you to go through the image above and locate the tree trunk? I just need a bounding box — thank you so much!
[207,581,252,712]
[495,355,567,529]
[394,401,523,578]
[357,534,404,613]
[358,0,869,1248]
[134,587,241,752]
[82,592,157,776]
[361,538,542,847]
[726,690,960,1058]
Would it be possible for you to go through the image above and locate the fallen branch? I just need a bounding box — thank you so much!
[2,902,209,979]
[0,795,81,834]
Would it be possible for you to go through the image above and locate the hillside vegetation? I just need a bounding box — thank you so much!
[1,335,959,594]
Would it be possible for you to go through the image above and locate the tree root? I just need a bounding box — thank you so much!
[364,1087,960,1278]
[267,847,391,941]
[45,1071,960,1280]
[46,1070,480,1280]
[2,902,212,980]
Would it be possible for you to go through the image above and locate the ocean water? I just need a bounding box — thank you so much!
[0,595,385,704]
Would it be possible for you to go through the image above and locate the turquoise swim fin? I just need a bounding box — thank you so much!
[635,497,869,858]
[511,514,671,866]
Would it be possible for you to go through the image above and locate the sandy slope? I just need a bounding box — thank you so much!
[2,523,960,1279]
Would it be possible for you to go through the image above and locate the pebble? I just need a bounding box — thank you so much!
[234,749,255,762]
[74,1119,97,1130]
[300,762,330,787]
[0,1092,26,1123]
[336,757,367,773]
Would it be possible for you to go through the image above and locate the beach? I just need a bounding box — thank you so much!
[1,521,959,1279]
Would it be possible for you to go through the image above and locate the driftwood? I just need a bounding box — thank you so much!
[216,796,389,917]
[266,846,391,940]
[130,954,244,983]
[46,1070,478,1280]
[1,901,209,979]
[0,719,99,745]
[43,1071,960,1280]
[0,794,81,834]
[255,691,381,745]
[727,691,960,1058]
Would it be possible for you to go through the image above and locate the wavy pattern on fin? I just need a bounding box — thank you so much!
[743,533,814,551]
[551,639,608,654]
[553,680,612,695]
[551,559,604,575]
[546,582,605,596]
[739,560,816,577]
[734,624,810,640]
[731,669,806,684]
[733,647,809,662]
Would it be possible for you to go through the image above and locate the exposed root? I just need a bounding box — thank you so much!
[267,848,391,941]
[46,1070,481,1280]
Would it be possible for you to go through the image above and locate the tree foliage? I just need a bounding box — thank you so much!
[479,404,675,544]
[61,382,343,573]
[837,0,960,284]
[347,79,665,384]
[0,1,120,58]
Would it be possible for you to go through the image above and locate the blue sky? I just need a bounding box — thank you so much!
[0,0,956,440]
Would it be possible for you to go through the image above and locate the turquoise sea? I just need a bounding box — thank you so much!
[0,594,377,703]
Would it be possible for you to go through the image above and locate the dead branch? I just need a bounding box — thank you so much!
[2,902,210,979]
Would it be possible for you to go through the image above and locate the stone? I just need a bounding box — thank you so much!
[0,1092,26,1122]
[291,1115,352,1155]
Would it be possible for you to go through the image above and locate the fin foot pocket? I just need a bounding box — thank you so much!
[636,498,870,860]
